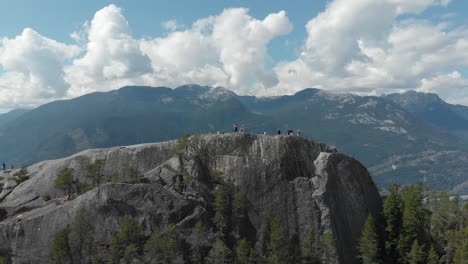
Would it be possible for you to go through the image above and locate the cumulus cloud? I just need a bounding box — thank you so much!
[162,20,182,31]
[1,1,468,109]
[269,0,468,101]
[418,71,468,105]
[211,9,292,93]
[0,28,80,108]
[64,5,292,96]
[141,7,292,94]
[65,5,153,97]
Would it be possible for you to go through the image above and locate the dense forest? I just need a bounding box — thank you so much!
[359,184,467,264]
[41,183,467,264]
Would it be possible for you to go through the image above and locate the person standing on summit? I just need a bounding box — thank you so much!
[233,124,238,132]
[2,163,5,171]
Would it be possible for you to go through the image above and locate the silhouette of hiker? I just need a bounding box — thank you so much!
[2,163,5,171]
[277,129,281,135]
[233,124,238,132]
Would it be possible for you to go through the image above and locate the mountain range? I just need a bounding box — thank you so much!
[0,85,467,193]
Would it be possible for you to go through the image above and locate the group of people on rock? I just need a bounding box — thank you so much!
[1,162,14,171]
[232,124,301,136]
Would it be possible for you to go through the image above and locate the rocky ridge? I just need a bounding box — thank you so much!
[0,134,382,264]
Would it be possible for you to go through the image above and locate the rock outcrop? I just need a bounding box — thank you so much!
[0,134,382,264]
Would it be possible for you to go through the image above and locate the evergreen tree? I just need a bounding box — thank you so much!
[463,203,468,227]
[235,239,254,264]
[444,230,460,263]
[205,238,232,264]
[286,233,302,264]
[123,160,139,183]
[54,168,76,199]
[398,183,429,259]
[319,232,337,263]
[212,185,228,234]
[382,184,403,263]
[232,191,247,237]
[426,245,439,264]
[191,220,205,264]
[49,225,72,264]
[70,208,95,263]
[0,248,12,264]
[85,159,105,188]
[453,241,468,264]
[406,240,425,264]
[358,215,380,264]
[428,191,460,246]
[144,224,177,264]
[110,217,145,263]
[302,228,320,264]
[123,244,139,263]
[266,215,283,264]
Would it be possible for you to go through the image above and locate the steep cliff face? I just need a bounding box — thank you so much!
[0,134,382,264]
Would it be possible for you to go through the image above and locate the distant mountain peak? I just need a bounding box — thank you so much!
[293,87,321,96]
[385,90,445,106]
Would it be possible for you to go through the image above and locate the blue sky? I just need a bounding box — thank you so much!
[0,0,329,61]
[0,0,468,112]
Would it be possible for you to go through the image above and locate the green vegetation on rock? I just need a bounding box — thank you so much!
[54,168,76,199]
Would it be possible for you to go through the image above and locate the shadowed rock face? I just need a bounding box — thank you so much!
[0,134,382,264]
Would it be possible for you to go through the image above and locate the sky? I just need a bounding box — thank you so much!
[0,0,468,112]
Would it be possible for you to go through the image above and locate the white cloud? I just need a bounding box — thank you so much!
[2,1,468,109]
[141,7,292,94]
[211,9,292,93]
[0,28,80,108]
[269,0,468,102]
[162,19,182,31]
[418,71,468,105]
[65,5,153,97]
[64,5,292,97]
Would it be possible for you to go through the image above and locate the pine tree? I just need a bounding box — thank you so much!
[235,239,254,264]
[319,232,337,263]
[303,228,320,264]
[0,248,12,264]
[286,233,302,264]
[205,238,232,264]
[110,217,145,263]
[85,159,105,187]
[426,245,439,264]
[54,168,76,199]
[266,215,283,264]
[453,241,468,264]
[406,240,425,264]
[358,215,380,264]
[232,191,247,237]
[144,224,177,264]
[398,183,429,259]
[212,185,228,234]
[428,191,460,246]
[382,184,403,263]
[49,225,72,264]
[191,220,205,264]
[123,160,139,183]
[463,203,468,227]
[70,208,95,262]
